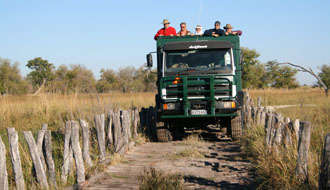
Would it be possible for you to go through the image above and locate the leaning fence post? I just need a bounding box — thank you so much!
[44,130,56,188]
[257,96,262,108]
[7,128,25,190]
[95,114,106,162]
[265,112,273,146]
[295,121,311,181]
[37,129,47,172]
[79,119,93,166]
[61,121,73,183]
[0,136,8,190]
[71,121,85,184]
[23,131,49,189]
[319,133,330,190]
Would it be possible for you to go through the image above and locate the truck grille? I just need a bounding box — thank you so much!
[162,76,232,99]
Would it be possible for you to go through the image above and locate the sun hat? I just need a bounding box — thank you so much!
[224,24,233,29]
[162,19,170,24]
[196,25,202,29]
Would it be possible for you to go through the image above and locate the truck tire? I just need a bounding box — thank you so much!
[230,111,242,141]
[156,122,173,142]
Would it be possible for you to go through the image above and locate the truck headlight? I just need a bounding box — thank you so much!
[223,101,236,108]
[163,103,176,110]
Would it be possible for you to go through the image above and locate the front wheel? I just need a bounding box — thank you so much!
[156,122,173,142]
[225,111,242,141]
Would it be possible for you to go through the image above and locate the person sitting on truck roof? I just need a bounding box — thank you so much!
[154,19,177,40]
[177,22,192,36]
[204,21,225,37]
[224,24,242,36]
[194,25,203,35]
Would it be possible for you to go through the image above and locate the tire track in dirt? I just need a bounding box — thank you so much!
[84,129,253,190]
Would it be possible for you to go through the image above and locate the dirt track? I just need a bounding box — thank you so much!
[84,128,253,190]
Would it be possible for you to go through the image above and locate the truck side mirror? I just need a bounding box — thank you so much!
[146,54,153,68]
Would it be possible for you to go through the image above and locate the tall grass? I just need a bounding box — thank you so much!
[0,92,155,189]
[243,88,330,189]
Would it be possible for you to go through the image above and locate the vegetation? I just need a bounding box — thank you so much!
[243,88,330,189]
[139,167,184,190]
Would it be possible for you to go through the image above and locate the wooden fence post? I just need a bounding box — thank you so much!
[139,108,147,133]
[295,121,311,181]
[23,131,49,189]
[71,121,85,184]
[37,129,47,172]
[265,112,273,146]
[0,136,8,190]
[61,121,73,183]
[273,114,283,145]
[106,110,114,146]
[79,119,93,166]
[293,119,300,141]
[257,96,262,108]
[319,133,330,190]
[44,130,57,188]
[260,110,266,127]
[113,111,122,152]
[133,107,139,139]
[7,128,25,190]
[95,114,106,162]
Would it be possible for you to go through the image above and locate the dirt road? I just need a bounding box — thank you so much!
[84,128,253,190]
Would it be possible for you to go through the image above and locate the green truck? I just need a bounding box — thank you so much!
[146,35,244,141]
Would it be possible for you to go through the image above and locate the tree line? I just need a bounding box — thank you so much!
[0,47,329,95]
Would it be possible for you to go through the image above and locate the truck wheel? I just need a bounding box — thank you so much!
[230,111,242,141]
[156,122,173,142]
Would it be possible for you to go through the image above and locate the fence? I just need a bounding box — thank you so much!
[0,108,141,190]
[243,92,330,189]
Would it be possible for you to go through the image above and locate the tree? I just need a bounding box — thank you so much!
[133,66,157,92]
[266,61,299,89]
[318,64,330,90]
[118,66,137,93]
[241,47,267,88]
[26,57,54,93]
[52,64,96,94]
[96,69,119,93]
[0,58,27,94]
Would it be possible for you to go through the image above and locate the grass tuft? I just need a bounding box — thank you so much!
[138,167,184,190]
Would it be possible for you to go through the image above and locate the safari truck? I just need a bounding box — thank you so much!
[146,35,244,141]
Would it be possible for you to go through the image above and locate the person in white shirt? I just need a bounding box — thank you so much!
[194,25,203,35]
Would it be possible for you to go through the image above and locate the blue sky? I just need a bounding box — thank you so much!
[1,0,329,85]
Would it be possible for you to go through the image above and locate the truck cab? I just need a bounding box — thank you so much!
[147,35,244,141]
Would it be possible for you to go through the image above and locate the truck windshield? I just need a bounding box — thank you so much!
[164,48,232,75]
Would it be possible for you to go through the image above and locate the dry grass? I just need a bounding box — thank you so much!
[0,92,155,189]
[138,167,184,190]
[243,87,330,189]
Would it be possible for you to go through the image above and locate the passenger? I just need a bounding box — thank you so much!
[194,25,203,35]
[204,21,225,37]
[224,24,242,36]
[177,22,192,36]
[154,19,177,40]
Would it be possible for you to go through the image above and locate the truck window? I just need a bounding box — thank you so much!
[164,48,232,75]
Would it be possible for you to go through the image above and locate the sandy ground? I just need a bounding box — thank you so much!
[83,128,254,190]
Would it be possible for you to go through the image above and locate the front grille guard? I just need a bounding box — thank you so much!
[160,75,236,116]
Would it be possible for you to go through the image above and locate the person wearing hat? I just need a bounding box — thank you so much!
[204,21,225,37]
[177,22,192,36]
[194,25,203,35]
[154,19,177,40]
[224,24,240,36]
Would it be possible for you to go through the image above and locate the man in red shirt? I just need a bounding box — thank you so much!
[154,19,177,40]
